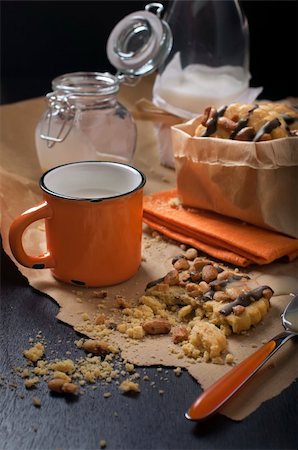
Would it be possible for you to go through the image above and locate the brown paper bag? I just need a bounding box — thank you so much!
[171,117,298,238]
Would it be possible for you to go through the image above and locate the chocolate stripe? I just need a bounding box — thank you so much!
[220,285,274,316]
[230,104,259,140]
[253,118,281,142]
[202,106,227,137]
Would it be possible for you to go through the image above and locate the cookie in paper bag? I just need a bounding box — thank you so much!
[171,102,298,238]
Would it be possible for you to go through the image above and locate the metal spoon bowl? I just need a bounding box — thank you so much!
[186,294,298,421]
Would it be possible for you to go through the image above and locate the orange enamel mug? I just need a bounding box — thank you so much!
[9,161,146,287]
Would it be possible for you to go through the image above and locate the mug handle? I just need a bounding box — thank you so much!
[9,201,55,269]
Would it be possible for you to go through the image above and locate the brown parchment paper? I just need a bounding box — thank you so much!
[1,76,298,421]
[172,117,298,238]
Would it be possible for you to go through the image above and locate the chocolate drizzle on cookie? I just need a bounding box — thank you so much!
[209,274,250,289]
[230,104,259,140]
[146,277,166,290]
[201,105,227,137]
[219,285,274,316]
[202,290,215,301]
[230,118,249,139]
[281,113,298,125]
[253,118,282,142]
[171,254,185,265]
[202,274,250,301]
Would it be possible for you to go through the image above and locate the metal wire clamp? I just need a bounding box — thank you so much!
[40,93,76,148]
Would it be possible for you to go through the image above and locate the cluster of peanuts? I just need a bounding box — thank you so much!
[194,102,298,141]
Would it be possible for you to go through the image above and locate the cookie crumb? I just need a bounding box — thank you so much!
[225,353,234,365]
[93,290,108,299]
[24,377,39,389]
[81,312,90,321]
[23,343,44,363]
[99,439,107,449]
[173,367,182,377]
[168,197,180,208]
[32,397,41,407]
[119,379,140,394]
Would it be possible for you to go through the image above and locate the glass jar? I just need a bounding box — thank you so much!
[35,3,173,172]
[35,72,137,172]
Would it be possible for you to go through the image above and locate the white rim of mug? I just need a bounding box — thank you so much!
[40,161,146,202]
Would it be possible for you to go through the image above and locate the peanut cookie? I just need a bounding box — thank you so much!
[194,102,298,141]
[144,255,273,336]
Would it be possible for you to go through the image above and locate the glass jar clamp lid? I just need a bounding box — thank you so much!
[107,2,173,80]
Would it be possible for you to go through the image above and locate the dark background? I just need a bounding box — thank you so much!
[1,0,297,105]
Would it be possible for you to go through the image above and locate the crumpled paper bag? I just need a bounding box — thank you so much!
[172,116,298,238]
[152,52,262,167]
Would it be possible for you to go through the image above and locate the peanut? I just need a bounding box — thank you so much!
[173,257,190,271]
[48,378,78,395]
[217,270,232,281]
[185,248,198,260]
[234,126,255,141]
[142,319,171,335]
[217,116,237,132]
[171,326,189,344]
[164,269,180,286]
[201,106,212,126]
[198,281,210,294]
[186,283,201,293]
[262,288,274,300]
[232,305,246,316]
[172,254,185,264]
[192,258,212,271]
[82,339,113,355]
[201,265,218,283]
[189,271,202,282]
[213,291,231,302]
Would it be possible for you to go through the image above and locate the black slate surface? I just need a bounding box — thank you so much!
[1,240,297,450]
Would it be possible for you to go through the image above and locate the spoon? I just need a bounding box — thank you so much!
[185,293,298,421]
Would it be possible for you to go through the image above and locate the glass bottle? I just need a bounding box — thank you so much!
[155,0,257,116]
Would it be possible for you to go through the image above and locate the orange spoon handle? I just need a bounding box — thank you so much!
[186,331,294,421]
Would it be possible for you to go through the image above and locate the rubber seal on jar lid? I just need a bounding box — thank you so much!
[107,6,172,77]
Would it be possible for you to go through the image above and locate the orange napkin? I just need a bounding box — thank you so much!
[143,189,298,267]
